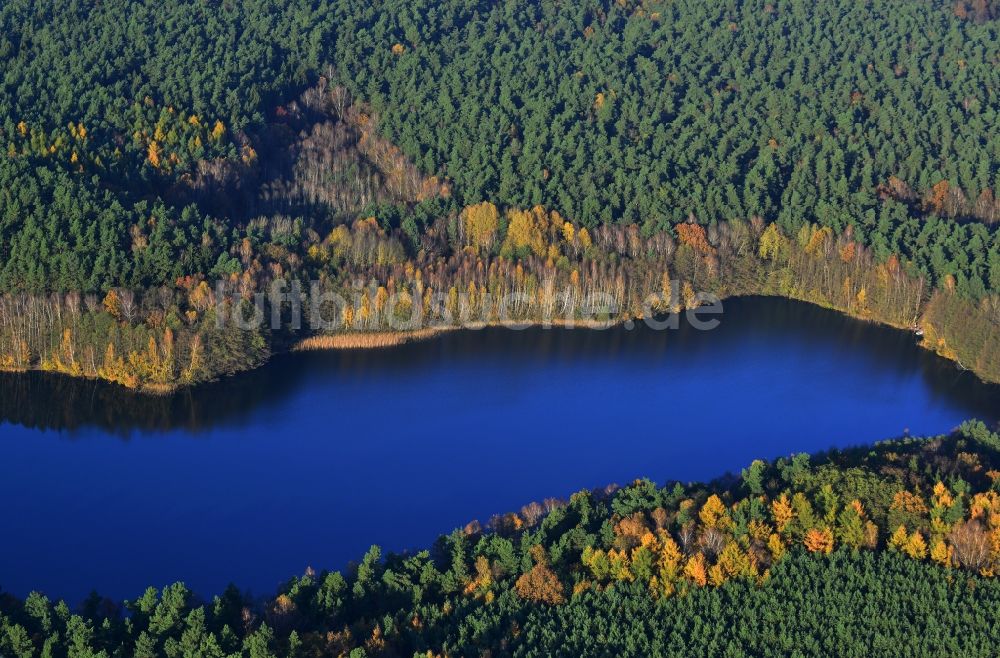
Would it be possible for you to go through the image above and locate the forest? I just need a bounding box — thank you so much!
[4,422,1000,656]
[0,0,998,389]
[3,2,1000,654]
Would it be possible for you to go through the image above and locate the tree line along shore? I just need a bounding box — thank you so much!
[0,207,996,393]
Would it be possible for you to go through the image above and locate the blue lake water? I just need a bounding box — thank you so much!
[1,296,998,603]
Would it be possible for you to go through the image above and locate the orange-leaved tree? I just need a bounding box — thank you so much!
[515,545,565,605]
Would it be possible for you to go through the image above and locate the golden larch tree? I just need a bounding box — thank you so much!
[684,553,708,587]
[771,494,794,534]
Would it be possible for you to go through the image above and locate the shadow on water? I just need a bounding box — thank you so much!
[0,296,998,435]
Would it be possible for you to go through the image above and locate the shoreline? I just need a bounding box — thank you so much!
[289,294,975,381]
[0,294,993,395]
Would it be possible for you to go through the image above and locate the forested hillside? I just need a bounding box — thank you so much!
[0,0,998,389]
[4,422,1000,657]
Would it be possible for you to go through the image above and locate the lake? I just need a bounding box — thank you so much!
[1,296,998,603]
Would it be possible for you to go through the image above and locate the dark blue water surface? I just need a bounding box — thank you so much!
[1,297,998,603]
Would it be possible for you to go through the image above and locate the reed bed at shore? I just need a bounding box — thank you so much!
[292,327,456,351]
[291,317,628,352]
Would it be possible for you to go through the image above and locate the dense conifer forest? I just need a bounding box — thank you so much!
[0,0,998,388]
[3,2,1000,655]
[4,422,1000,657]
